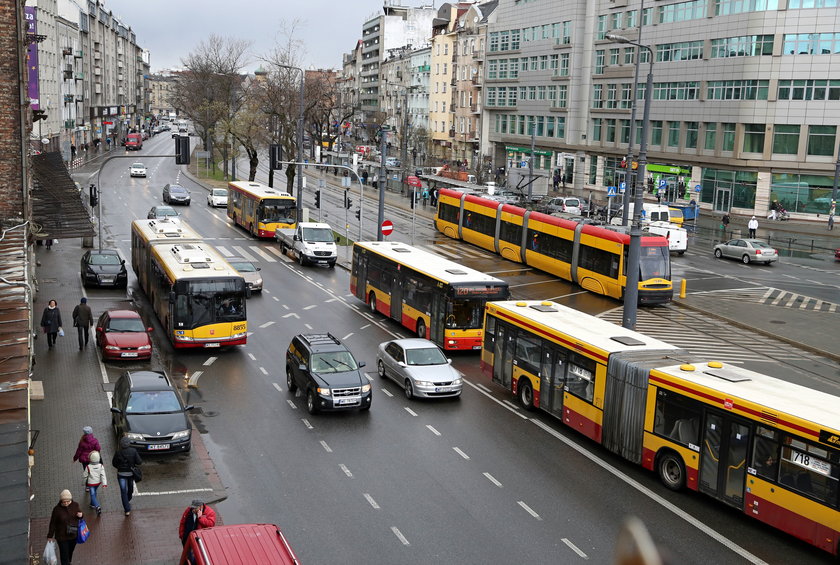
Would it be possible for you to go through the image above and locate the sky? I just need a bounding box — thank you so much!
[101,0,416,73]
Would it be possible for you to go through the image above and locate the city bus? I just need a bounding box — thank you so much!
[227,180,296,238]
[130,219,248,348]
[482,300,840,556]
[436,188,672,304]
[350,241,509,350]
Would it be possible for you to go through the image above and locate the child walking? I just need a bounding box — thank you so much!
[83,450,107,516]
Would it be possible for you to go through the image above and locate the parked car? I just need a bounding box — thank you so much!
[285,333,371,414]
[95,310,153,361]
[110,370,193,453]
[163,183,191,205]
[544,196,582,215]
[207,188,228,208]
[376,338,462,400]
[179,524,299,565]
[81,249,128,288]
[713,238,778,265]
[147,205,179,220]
[129,162,147,178]
[226,257,263,293]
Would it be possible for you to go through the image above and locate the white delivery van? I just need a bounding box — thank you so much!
[644,221,687,255]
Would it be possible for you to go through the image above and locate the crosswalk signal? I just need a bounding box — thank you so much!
[345,191,352,209]
[315,190,321,209]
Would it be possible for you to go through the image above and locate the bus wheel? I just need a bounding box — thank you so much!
[368,292,376,314]
[518,378,535,410]
[416,319,426,339]
[657,451,686,491]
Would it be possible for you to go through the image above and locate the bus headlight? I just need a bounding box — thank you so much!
[175,335,194,342]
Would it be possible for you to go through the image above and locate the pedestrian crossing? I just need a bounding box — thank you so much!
[691,287,839,313]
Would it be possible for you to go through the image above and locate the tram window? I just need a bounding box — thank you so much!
[778,437,839,507]
[538,231,573,262]
[515,335,541,374]
[578,244,619,278]
[653,389,701,447]
[499,220,522,244]
[565,353,596,403]
[439,203,460,223]
[470,212,495,235]
[751,426,780,481]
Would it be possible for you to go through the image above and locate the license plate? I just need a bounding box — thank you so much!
[336,397,360,406]
[100,277,114,283]
[317,260,327,264]
[472,345,481,350]
[148,444,170,450]
[435,387,450,393]
[121,352,138,357]
[204,343,220,348]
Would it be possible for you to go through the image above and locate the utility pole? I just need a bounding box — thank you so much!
[621,0,645,227]
[377,127,387,241]
[528,125,536,201]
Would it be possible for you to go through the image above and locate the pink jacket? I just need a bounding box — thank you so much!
[73,434,101,465]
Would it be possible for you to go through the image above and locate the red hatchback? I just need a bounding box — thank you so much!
[95,310,153,361]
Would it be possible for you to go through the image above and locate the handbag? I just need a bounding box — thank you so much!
[76,518,90,543]
[131,465,143,482]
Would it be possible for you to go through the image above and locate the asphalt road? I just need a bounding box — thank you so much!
[74,134,837,563]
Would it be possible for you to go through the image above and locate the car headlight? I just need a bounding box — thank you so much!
[171,430,190,440]
[415,380,432,387]
[316,387,331,396]
[124,433,144,441]
[452,378,462,386]
[138,345,151,350]
[105,345,120,351]
[254,278,263,286]
[361,383,371,393]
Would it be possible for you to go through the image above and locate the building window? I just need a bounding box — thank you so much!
[651,120,663,145]
[606,119,616,142]
[626,10,638,28]
[609,48,620,66]
[592,84,603,108]
[771,172,838,214]
[500,31,510,51]
[539,55,548,70]
[620,83,632,109]
[559,53,570,76]
[610,12,622,31]
[711,35,774,57]
[509,88,518,106]
[686,122,699,149]
[593,118,603,142]
[606,84,617,108]
[546,116,555,137]
[594,50,605,74]
[624,47,636,65]
[487,88,497,107]
[511,29,521,50]
[519,86,527,101]
[656,41,704,62]
[722,123,736,151]
[707,80,769,100]
[783,33,840,54]
[652,81,700,100]
[557,116,566,139]
[807,125,836,155]
[536,116,545,136]
[704,123,717,150]
[596,15,607,40]
[743,123,766,153]
[550,54,559,72]
[498,60,508,79]
[640,49,651,64]
[772,124,800,154]
[528,86,537,100]
[538,86,547,100]
[716,0,779,16]
[557,85,568,108]
[489,33,499,52]
[789,0,839,6]
[642,6,654,25]
[668,121,681,147]
[562,21,572,44]
[620,119,631,144]
[635,120,643,144]
[778,79,840,101]
[659,0,708,23]
[488,60,497,79]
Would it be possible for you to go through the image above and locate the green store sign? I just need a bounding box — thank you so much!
[506,145,553,157]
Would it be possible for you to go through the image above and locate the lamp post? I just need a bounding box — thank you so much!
[830,151,839,226]
[618,1,645,226]
[275,64,305,222]
[607,33,654,330]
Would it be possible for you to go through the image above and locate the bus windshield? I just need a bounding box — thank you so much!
[175,280,246,328]
[446,298,484,329]
[639,246,670,280]
[258,199,296,224]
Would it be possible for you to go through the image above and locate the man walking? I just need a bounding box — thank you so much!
[748,215,758,239]
[179,500,217,545]
[72,297,93,350]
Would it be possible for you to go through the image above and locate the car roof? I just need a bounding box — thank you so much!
[168,184,186,190]
[88,248,120,255]
[124,370,173,391]
[105,309,141,318]
[297,333,347,353]
[131,162,144,167]
[388,338,440,350]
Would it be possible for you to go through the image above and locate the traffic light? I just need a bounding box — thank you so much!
[344,191,352,209]
[315,190,321,209]
[89,184,98,207]
[175,136,190,165]
[269,144,283,170]
[355,209,361,220]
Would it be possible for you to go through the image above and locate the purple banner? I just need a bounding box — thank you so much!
[25,7,39,111]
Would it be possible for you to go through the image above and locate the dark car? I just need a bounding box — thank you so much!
[81,249,128,288]
[110,370,193,453]
[95,310,153,361]
[286,333,371,414]
[147,205,180,220]
[163,183,191,205]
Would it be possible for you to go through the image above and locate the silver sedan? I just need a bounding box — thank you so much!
[713,238,778,265]
[376,339,462,400]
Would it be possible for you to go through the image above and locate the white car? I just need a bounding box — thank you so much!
[376,338,462,400]
[129,163,147,178]
[207,188,228,208]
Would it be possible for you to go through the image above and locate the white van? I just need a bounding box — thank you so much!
[644,221,687,255]
[610,203,670,225]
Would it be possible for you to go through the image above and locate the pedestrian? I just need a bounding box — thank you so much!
[361,171,368,186]
[748,215,758,238]
[828,213,834,231]
[73,426,102,476]
[47,489,83,565]
[422,187,429,207]
[179,499,217,546]
[70,144,76,159]
[768,200,778,221]
[71,297,93,351]
[112,436,142,516]
[372,173,378,188]
[721,213,730,233]
[45,237,53,250]
[83,450,107,516]
[40,299,62,349]
[431,188,438,207]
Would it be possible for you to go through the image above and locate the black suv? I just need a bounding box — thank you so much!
[286,333,371,414]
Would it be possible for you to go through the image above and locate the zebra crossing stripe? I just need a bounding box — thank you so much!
[232,246,257,261]
[215,245,232,257]
[250,246,277,263]
[798,297,810,310]
[783,293,799,308]
[770,291,787,306]
[418,244,460,260]
[264,246,292,262]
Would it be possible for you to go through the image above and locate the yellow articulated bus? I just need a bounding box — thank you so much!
[350,241,509,350]
[227,180,296,238]
[130,219,247,349]
[482,300,839,557]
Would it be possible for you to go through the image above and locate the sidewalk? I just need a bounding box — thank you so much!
[29,243,225,564]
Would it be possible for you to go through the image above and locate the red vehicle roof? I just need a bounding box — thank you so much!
[182,524,299,565]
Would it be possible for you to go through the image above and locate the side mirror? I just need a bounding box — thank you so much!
[256,267,261,271]
[146,327,154,333]
[447,358,452,364]
[398,361,406,368]
[293,234,300,241]
[184,405,194,411]
[110,407,122,415]
[358,361,367,368]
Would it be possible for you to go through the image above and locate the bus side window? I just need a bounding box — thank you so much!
[483,315,496,351]
[751,426,780,481]
[653,389,701,447]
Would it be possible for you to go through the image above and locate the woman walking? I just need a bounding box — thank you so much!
[112,437,142,516]
[46,489,83,565]
[83,450,107,516]
[73,426,101,475]
[40,299,63,349]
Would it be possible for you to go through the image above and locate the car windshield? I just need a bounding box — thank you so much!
[107,317,145,332]
[126,390,181,414]
[405,346,447,366]
[229,261,256,272]
[170,186,187,194]
[301,227,334,242]
[311,351,358,373]
[155,208,177,217]
[212,189,227,197]
[88,253,121,265]
[131,163,144,168]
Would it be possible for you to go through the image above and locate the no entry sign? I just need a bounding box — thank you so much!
[381,220,394,236]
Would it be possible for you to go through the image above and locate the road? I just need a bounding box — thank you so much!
[75,133,838,563]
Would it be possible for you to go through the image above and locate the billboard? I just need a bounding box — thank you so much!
[25,7,39,110]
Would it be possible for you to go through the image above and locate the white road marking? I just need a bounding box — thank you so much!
[453,447,470,460]
[282,313,300,319]
[342,332,354,340]
[562,538,588,559]
[187,371,203,388]
[259,321,275,328]
[232,246,257,261]
[426,425,441,436]
[203,357,217,366]
[360,324,371,330]
[325,298,338,303]
[320,440,332,453]
[381,389,393,397]
[806,279,825,286]
[136,487,213,497]
[404,407,418,417]
[248,353,257,361]
[473,383,491,393]
[301,419,313,430]
[249,247,277,263]
[483,472,503,487]
[391,527,410,545]
[304,323,313,330]
[259,367,268,375]
[286,399,296,409]
[272,296,280,301]
[545,290,589,300]
[303,304,317,310]
[466,381,528,419]
[502,400,520,411]
[339,464,353,478]
[272,382,282,392]
[508,278,565,288]
[282,304,289,310]
[363,493,380,509]
[517,500,542,520]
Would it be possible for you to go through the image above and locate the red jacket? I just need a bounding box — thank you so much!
[73,434,101,465]
[179,504,217,542]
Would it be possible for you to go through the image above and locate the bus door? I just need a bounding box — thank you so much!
[539,346,566,418]
[428,294,446,346]
[492,324,515,389]
[699,411,752,508]
[389,271,402,321]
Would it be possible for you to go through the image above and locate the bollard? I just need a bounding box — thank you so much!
[679,279,687,299]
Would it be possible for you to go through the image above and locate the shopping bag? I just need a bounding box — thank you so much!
[77,518,91,543]
[58,327,65,337]
[43,539,58,565]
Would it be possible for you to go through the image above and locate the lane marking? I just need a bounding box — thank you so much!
[304,323,313,330]
[301,419,313,430]
[466,380,528,419]
[381,389,393,397]
[272,382,282,392]
[339,464,353,478]
[342,332,354,340]
[426,425,441,436]
[483,472,503,487]
[231,246,257,261]
[453,447,470,460]
[391,527,410,546]
[517,500,542,520]
[203,357,217,366]
[259,367,268,375]
[303,304,317,310]
[272,296,280,302]
[249,246,277,263]
[360,323,371,330]
[258,321,276,328]
[404,407,418,417]
[282,312,300,319]
[363,493,380,509]
[320,440,332,453]
[562,538,588,559]
[248,353,257,361]
[286,399,296,409]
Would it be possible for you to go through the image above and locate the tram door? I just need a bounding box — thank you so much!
[492,324,515,389]
[699,411,752,508]
[539,346,566,418]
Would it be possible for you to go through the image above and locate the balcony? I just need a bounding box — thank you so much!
[62,47,73,56]
[94,50,101,60]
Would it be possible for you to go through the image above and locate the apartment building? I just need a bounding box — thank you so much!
[428,5,459,161]
[484,0,840,218]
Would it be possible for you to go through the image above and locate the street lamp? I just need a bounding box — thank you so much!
[617,1,645,227]
[606,33,654,330]
[275,63,306,222]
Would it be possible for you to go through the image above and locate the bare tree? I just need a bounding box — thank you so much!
[303,71,355,159]
[221,79,270,181]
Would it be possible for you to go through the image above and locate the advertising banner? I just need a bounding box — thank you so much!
[25,7,39,110]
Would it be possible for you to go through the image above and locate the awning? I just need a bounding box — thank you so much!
[30,152,94,240]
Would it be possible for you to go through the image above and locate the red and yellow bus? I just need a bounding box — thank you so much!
[436,188,672,304]
[350,241,509,350]
[227,181,296,238]
[482,300,840,556]
[130,219,247,348]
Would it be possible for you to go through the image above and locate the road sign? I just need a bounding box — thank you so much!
[381,220,394,236]
[607,186,617,197]
[695,184,702,192]
[406,175,421,187]
[619,181,626,193]
[659,179,667,188]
